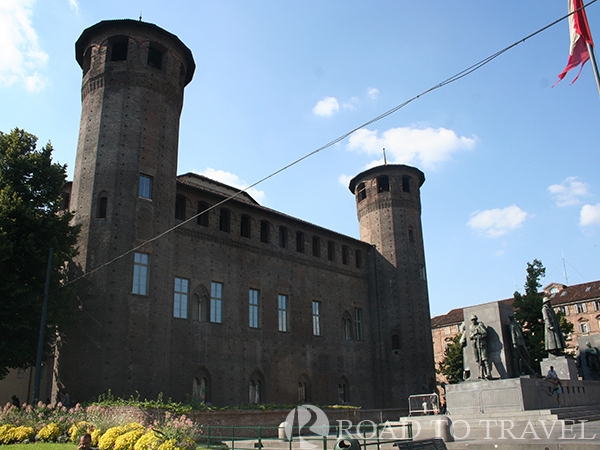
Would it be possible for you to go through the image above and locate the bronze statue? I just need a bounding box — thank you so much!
[508,314,534,376]
[542,297,566,355]
[469,314,491,379]
[584,341,600,380]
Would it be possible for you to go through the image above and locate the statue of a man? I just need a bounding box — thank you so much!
[508,314,534,376]
[542,297,566,355]
[469,314,491,379]
[584,341,600,380]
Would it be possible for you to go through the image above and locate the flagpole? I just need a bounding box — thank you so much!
[583,1,600,97]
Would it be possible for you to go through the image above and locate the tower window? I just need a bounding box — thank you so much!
[175,195,186,220]
[147,45,163,69]
[402,176,411,193]
[391,333,401,353]
[260,220,270,243]
[241,214,252,238]
[377,176,389,192]
[97,195,108,219]
[82,47,92,74]
[357,182,366,202]
[139,174,152,199]
[408,228,415,243]
[110,38,128,62]
[132,252,149,295]
[197,201,209,227]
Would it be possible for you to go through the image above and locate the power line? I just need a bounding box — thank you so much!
[64,2,595,286]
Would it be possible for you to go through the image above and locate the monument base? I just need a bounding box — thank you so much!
[540,354,578,381]
[445,377,600,415]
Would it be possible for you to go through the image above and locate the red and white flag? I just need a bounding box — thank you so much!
[554,0,595,86]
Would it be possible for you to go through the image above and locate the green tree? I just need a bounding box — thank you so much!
[512,259,573,374]
[0,128,79,379]
[437,332,464,384]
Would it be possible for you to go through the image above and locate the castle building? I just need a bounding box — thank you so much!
[54,19,435,407]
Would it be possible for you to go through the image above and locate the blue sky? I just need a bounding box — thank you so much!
[1,1,599,317]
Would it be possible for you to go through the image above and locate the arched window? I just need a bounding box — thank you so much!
[342,312,352,340]
[249,372,265,404]
[298,375,310,403]
[192,369,211,403]
[97,192,108,219]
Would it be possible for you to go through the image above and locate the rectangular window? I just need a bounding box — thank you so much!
[139,174,152,199]
[355,249,362,268]
[579,322,590,333]
[210,282,223,323]
[355,308,363,340]
[278,294,289,332]
[249,289,260,328]
[576,303,587,314]
[312,301,321,336]
[132,252,149,295]
[594,300,600,311]
[173,277,189,318]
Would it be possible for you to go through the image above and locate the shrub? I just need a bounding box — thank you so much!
[37,422,62,442]
[133,430,161,450]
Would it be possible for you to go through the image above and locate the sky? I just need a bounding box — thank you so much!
[1,0,600,318]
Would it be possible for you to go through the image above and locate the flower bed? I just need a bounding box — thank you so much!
[0,403,201,449]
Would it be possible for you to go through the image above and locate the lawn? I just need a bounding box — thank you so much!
[2,444,73,450]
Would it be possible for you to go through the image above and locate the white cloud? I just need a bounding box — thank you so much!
[347,126,477,170]
[338,174,353,188]
[313,97,340,117]
[580,203,600,227]
[200,168,266,203]
[68,0,80,14]
[467,205,528,238]
[0,0,49,91]
[367,87,379,99]
[548,176,589,207]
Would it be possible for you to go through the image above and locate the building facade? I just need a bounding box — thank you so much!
[54,19,436,408]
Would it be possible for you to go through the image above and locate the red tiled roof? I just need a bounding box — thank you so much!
[430,280,600,328]
[545,280,600,306]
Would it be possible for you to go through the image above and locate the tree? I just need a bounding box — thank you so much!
[0,128,79,379]
[437,332,464,384]
[512,259,572,374]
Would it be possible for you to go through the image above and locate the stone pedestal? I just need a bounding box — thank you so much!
[541,355,578,381]
[445,377,600,414]
[463,302,514,380]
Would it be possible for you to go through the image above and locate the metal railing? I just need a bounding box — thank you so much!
[199,422,413,450]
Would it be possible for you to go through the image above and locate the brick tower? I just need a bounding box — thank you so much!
[349,164,435,407]
[60,20,195,400]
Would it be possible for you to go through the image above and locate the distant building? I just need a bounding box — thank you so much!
[431,280,600,384]
[18,19,437,408]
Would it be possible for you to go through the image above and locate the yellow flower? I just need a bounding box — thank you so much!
[114,428,145,450]
[134,430,161,450]
[38,423,62,442]
[157,439,181,450]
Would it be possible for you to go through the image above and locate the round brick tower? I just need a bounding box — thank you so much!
[349,164,435,407]
[61,20,195,401]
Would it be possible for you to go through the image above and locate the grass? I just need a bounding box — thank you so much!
[2,445,73,450]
